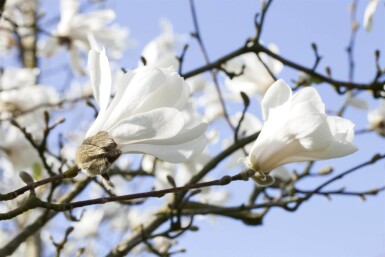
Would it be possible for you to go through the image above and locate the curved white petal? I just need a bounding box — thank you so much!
[261,79,292,121]
[364,0,379,32]
[109,107,186,145]
[88,47,111,112]
[59,0,79,34]
[290,87,325,114]
[120,133,208,163]
[102,67,188,130]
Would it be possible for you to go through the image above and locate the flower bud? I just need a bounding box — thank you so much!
[75,131,121,177]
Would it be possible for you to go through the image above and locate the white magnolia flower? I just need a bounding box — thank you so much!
[0,1,37,53]
[72,209,104,238]
[197,82,225,123]
[140,18,186,69]
[127,208,157,231]
[40,0,129,75]
[363,0,379,32]
[76,47,208,180]
[0,126,40,172]
[344,94,368,110]
[368,100,385,136]
[187,75,207,94]
[244,79,357,186]
[0,85,58,121]
[225,44,283,97]
[152,237,177,254]
[0,68,39,90]
[0,68,59,130]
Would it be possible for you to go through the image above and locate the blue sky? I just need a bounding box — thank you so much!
[39,0,385,256]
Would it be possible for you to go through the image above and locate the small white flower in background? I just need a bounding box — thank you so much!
[75,45,208,184]
[0,126,40,173]
[295,71,323,87]
[152,237,177,254]
[363,0,379,32]
[0,68,59,130]
[225,44,283,98]
[0,1,37,53]
[344,94,368,111]
[127,208,157,231]
[0,85,58,120]
[39,0,129,75]
[72,209,104,239]
[269,166,291,186]
[244,79,357,186]
[0,68,38,90]
[140,18,186,69]
[368,100,385,136]
[231,112,263,140]
[187,75,207,94]
[224,112,263,170]
[197,82,225,123]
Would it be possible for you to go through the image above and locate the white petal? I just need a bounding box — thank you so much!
[263,44,283,74]
[120,133,208,163]
[147,123,208,145]
[133,67,189,113]
[261,79,292,121]
[249,113,328,172]
[73,10,116,30]
[364,0,379,32]
[109,108,186,145]
[39,37,61,57]
[103,67,188,130]
[88,47,112,112]
[290,87,325,114]
[59,0,79,34]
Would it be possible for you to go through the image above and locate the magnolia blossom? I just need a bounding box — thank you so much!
[40,0,129,75]
[0,126,40,173]
[140,19,185,68]
[0,68,39,90]
[0,1,37,53]
[224,112,262,170]
[72,209,104,238]
[0,68,59,130]
[140,19,186,69]
[368,100,385,136]
[244,79,357,186]
[363,0,379,32]
[197,82,225,123]
[75,46,208,180]
[225,44,283,97]
[0,85,57,118]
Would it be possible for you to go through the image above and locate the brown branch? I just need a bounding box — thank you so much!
[0,171,256,219]
[285,153,385,212]
[182,43,384,95]
[0,165,79,201]
[295,186,385,198]
[346,0,359,82]
[255,0,274,43]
